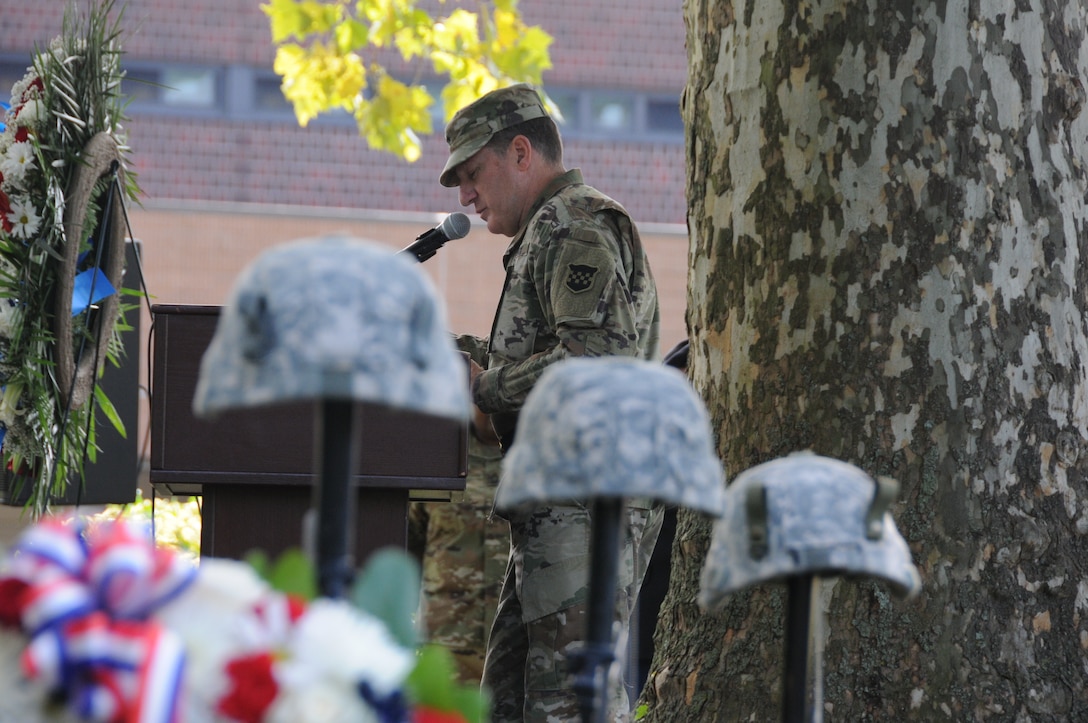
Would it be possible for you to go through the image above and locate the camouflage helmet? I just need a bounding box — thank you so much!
[192,235,470,421]
[699,452,921,611]
[440,83,549,187]
[495,357,726,515]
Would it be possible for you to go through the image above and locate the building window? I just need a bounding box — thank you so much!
[255,74,292,113]
[647,97,683,134]
[547,89,581,128]
[160,67,218,108]
[121,67,160,104]
[102,59,684,144]
[119,63,221,114]
[590,94,634,132]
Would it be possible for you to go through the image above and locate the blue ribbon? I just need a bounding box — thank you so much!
[71,267,117,316]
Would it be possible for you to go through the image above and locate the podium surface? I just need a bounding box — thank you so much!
[149,303,467,562]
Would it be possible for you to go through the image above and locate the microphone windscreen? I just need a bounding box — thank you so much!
[441,212,472,240]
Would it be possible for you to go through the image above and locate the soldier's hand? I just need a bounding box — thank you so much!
[471,404,500,446]
[467,357,484,387]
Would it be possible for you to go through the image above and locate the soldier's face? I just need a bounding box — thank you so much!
[454,143,524,237]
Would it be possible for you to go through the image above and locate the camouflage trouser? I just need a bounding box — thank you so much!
[408,439,510,685]
[482,502,664,723]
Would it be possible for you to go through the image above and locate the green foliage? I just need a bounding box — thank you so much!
[407,644,491,722]
[350,546,420,648]
[247,547,320,600]
[261,0,553,161]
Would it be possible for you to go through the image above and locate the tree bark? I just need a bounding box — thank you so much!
[641,0,1088,719]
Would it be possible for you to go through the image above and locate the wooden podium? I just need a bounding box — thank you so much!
[149,304,467,563]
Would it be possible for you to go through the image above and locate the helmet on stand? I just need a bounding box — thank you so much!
[699,451,921,610]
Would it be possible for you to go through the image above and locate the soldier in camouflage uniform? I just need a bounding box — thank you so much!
[440,84,662,722]
[408,433,510,686]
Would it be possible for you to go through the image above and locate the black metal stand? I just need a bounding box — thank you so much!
[570,498,625,723]
[312,399,359,598]
[783,574,815,723]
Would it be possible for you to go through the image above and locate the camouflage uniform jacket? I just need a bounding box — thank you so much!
[469,169,660,428]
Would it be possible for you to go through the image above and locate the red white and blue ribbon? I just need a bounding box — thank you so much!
[1,515,196,723]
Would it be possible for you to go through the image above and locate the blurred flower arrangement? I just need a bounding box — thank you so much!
[0,514,488,723]
[98,490,203,559]
[0,0,139,515]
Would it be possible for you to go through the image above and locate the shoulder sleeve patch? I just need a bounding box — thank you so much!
[564,263,599,293]
[552,244,615,325]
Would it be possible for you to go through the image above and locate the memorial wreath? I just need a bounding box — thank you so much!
[0,0,138,514]
[0,514,486,722]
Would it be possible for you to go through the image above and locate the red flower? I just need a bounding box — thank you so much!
[21,78,43,104]
[284,594,307,623]
[412,707,469,723]
[14,126,28,143]
[0,189,11,234]
[216,652,279,723]
[0,577,29,628]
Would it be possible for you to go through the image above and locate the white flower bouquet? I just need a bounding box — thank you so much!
[0,514,488,723]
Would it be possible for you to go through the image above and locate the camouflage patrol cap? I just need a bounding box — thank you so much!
[495,357,726,515]
[440,83,549,187]
[698,452,921,611]
[192,235,470,421]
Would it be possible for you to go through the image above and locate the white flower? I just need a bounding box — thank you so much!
[154,558,276,722]
[0,299,22,340]
[0,382,24,427]
[6,196,41,239]
[276,599,414,697]
[265,680,379,723]
[1,142,35,188]
[9,69,38,106]
[14,99,45,129]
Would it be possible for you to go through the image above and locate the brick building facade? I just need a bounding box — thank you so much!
[0,0,691,368]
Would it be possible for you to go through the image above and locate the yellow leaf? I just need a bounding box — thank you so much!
[266,0,553,159]
[393,9,432,60]
[355,73,433,161]
[432,8,480,54]
[298,0,343,34]
[334,18,369,53]
[274,42,366,126]
[493,8,520,48]
[262,0,306,43]
[441,72,500,119]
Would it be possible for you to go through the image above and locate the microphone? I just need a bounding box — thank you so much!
[400,212,471,262]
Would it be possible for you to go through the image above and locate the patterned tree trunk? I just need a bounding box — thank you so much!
[641,0,1088,719]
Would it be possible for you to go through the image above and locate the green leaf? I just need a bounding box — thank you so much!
[406,645,490,723]
[264,548,318,600]
[349,547,420,647]
[93,382,126,437]
[245,548,271,579]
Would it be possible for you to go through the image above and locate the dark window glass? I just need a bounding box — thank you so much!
[121,68,161,104]
[647,98,683,134]
[547,89,580,129]
[255,75,291,112]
